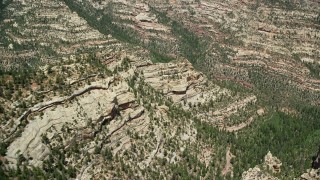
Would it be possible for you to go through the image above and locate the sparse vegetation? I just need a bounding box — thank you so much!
[305,62,320,78]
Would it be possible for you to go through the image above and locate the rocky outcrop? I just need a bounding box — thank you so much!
[2,55,204,178]
[3,78,115,142]
[135,13,157,23]
[242,167,278,180]
[5,78,129,167]
[138,60,221,106]
[242,151,281,180]
[264,151,282,174]
[301,169,320,180]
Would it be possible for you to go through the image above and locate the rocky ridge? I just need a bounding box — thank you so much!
[1,51,259,178]
[0,0,319,179]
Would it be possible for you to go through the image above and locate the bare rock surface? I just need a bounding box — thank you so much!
[264,151,282,174]
[242,167,279,180]
[242,151,282,180]
[301,169,320,180]
[3,0,317,178]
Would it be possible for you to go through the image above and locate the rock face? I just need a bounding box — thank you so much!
[301,169,320,180]
[242,151,282,180]
[0,49,261,178]
[135,13,157,23]
[264,151,282,174]
[6,78,119,167]
[138,60,210,103]
[3,0,317,178]
[242,167,278,180]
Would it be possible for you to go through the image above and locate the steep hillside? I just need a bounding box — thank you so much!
[66,0,320,104]
[0,0,319,179]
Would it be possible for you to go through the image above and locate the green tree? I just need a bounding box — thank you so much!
[104,147,113,161]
